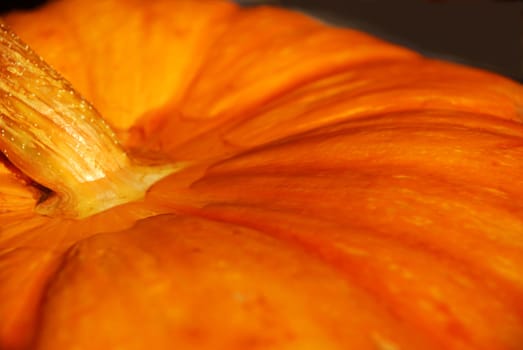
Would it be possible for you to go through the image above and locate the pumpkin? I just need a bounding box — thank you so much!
[0,0,522,349]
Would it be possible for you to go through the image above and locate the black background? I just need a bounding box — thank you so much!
[1,0,521,82]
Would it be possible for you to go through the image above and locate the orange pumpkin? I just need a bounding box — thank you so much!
[0,0,522,349]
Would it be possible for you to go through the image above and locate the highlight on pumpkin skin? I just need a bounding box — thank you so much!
[0,22,183,219]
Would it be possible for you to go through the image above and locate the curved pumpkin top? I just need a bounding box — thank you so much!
[0,0,523,349]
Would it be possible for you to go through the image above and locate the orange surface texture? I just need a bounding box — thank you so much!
[0,0,522,349]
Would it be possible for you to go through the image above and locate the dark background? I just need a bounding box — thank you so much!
[1,0,521,82]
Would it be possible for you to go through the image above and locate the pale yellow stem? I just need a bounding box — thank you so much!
[0,23,182,219]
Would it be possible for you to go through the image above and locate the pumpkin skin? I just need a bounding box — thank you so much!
[0,0,522,349]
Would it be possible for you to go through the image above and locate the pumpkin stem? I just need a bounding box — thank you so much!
[0,23,182,219]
